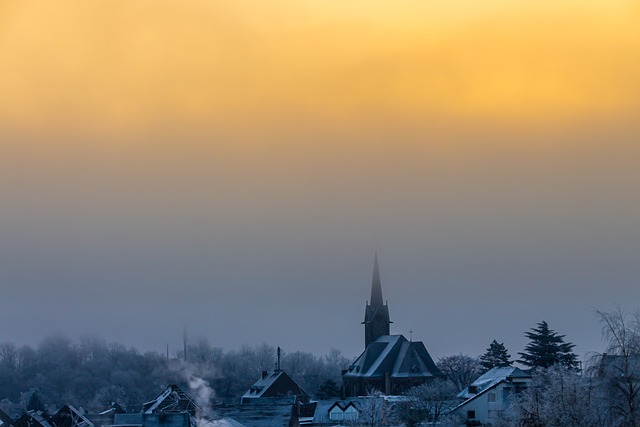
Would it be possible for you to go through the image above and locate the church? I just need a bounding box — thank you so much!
[342,254,444,396]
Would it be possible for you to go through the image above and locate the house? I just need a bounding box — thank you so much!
[241,371,308,404]
[213,398,299,427]
[326,401,358,423]
[241,349,308,404]
[342,254,443,396]
[451,367,531,425]
[310,396,399,427]
[50,405,94,427]
[111,385,199,427]
[112,413,195,427]
[142,385,199,418]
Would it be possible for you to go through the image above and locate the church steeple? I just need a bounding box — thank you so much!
[363,253,391,348]
[370,252,383,307]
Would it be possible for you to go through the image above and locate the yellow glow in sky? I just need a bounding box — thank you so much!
[0,0,639,132]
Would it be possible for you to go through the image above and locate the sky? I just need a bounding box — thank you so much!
[0,0,639,363]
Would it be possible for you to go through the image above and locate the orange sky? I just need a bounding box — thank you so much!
[1,1,640,357]
[1,0,639,135]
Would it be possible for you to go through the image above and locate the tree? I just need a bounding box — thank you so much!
[26,389,47,413]
[595,307,640,427]
[316,379,340,399]
[357,389,386,427]
[499,365,609,427]
[518,321,579,369]
[436,354,481,392]
[396,379,457,426]
[479,340,513,373]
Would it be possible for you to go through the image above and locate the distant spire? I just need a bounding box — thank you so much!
[370,252,384,307]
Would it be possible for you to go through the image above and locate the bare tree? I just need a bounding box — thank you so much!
[595,307,640,427]
[397,379,457,426]
[356,389,386,427]
[437,354,481,392]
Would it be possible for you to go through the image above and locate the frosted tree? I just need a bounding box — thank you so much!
[595,308,640,427]
[479,340,513,373]
[436,354,481,392]
[518,321,579,369]
[499,365,609,427]
[396,379,457,426]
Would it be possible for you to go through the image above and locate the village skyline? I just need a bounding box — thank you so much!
[1,0,639,383]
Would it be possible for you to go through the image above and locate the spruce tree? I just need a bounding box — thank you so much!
[479,340,513,372]
[518,321,579,369]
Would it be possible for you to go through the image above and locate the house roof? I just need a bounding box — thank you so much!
[453,367,532,411]
[0,409,13,427]
[242,371,307,400]
[457,367,531,400]
[214,398,296,427]
[343,335,443,380]
[50,405,94,427]
[14,411,54,427]
[142,385,199,416]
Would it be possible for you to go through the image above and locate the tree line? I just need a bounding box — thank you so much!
[0,337,350,417]
[1,308,638,427]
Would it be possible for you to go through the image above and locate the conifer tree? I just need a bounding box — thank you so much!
[518,321,579,369]
[479,340,513,372]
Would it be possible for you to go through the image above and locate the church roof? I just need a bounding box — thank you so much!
[343,335,443,380]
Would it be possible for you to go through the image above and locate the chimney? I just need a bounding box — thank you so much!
[277,347,281,371]
[262,371,268,379]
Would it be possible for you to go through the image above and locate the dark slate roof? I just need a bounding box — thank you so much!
[13,411,54,427]
[50,405,94,427]
[142,385,199,417]
[213,398,295,427]
[0,409,13,427]
[343,335,443,380]
[242,371,307,400]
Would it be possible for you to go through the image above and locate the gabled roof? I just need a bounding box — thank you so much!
[453,367,531,412]
[142,385,199,416]
[50,405,94,427]
[242,371,307,400]
[457,367,531,400]
[13,411,54,427]
[343,335,443,380]
[0,409,13,427]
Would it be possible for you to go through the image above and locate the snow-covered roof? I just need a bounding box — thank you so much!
[142,385,199,416]
[343,335,443,380]
[457,367,531,400]
[241,370,307,400]
[452,366,532,413]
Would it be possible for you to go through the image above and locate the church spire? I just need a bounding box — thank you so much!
[370,252,383,307]
[363,252,391,348]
